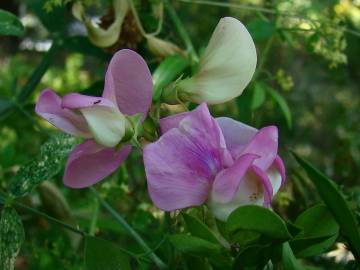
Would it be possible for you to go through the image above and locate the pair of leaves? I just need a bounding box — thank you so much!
[0,207,25,270]
[9,133,78,198]
[292,152,360,260]
[290,205,339,257]
[0,9,24,37]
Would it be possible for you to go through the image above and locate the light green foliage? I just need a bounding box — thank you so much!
[9,134,78,198]
[0,207,25,270]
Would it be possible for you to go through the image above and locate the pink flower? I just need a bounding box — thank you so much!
[143,104,285,221]
[36,49,152,188]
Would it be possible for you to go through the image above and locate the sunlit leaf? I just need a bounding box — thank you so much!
[227,205,292,241]
[292,152,360,260]
[0,9,24,37]
[0,207,25,270]
[9,134,78,198]
[85,236,131,270]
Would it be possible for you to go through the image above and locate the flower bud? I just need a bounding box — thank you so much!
[174,17,257,104]
[72,0,129,48]
[146,35,185,58]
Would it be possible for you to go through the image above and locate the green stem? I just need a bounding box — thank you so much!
[17,42,59,102]
[90,187,168,269]
[89,197,99,236]
[164,0,198,62]
[0,193,85,236]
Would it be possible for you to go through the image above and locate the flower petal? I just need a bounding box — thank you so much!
[35,89,90,137]
[62,93,126,147]
[267,155,286,194]
[177,17,257,104]
[102,49,153,119]
[208,164,273,221]
[211,153,259,204]
[64,140,131,188]
[217,117,257,152]
[235,126,278,171]
[159,111,189,134]
[143,104,228,211]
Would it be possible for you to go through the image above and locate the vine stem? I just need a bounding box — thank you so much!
[164,0,199,62]
[89,187,168,269]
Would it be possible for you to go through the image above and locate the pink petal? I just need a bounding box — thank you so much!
[212,153,259,203]
[62,93,115,109]
[64,140,131,188]
[143,104,228,211]
[35,89,90,137]
[216,117,257,151]
[102,49,153,118]
[274,155,286,187]
[160,111,189,134]
[235,126,278,171]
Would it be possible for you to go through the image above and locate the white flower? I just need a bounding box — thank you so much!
[175,17,257,104]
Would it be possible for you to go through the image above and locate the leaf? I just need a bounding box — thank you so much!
[282,242,304,270]
[84,236,131,270]
[9,134,78,198]
[0,207,25,270]
[152,55,189,101]
[266,87,292,129]
[247,18,275,42]
[290,205,339,257]
[0,99,13,114]
[251,83,266,110]
[169,234,222,257]
[0,9,24,37]
[182,213,219,244]
[64,36,110,59]
[226,205,292,241]
[291,152,360,260]
[233,244,271,269]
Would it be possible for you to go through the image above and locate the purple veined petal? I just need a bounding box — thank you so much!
[216,117,257,152]
[237,126,278,171]
[211,153,259,204]
[35,89,91,137]
[64,140,131,188]
[62,93,115,109]
[102,49,153,119]
[159,111,189,134]
[208,161,273,221]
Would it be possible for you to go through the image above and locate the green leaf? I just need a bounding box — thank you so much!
[290,205,339,257]
[182,213,219,244]
[0,207,25,270]
[84,236,131,270]
[169,234,222,257]
[0,99,13,114]
[0,9,24,37]
[226,205,292,241]
[282,242,304,270]
[247,18,275,42]
[266,87,292,129]
[251,83,266,110]
[64,36,110,59]
[9,134,78,198]
[291,152,360,260]
[233,244,271,269]
[152,55,189,101]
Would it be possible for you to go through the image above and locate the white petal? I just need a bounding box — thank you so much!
[178,17,257,104]
[81,106,126,148]
[266,164,282,195]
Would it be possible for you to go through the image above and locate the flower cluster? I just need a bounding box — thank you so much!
[36,17,285,220]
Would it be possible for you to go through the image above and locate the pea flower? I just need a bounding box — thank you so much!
[162,17,257,105]
[143,104,285,221]
[36,49,152,188]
